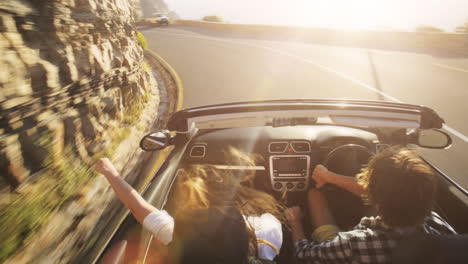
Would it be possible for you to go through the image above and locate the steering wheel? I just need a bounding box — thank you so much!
[323,144,374,177]
[323,144,375,169]
[320,144,375,229]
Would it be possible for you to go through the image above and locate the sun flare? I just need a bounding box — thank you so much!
[295,0,387,30]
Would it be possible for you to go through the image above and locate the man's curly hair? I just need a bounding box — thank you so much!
[357,146,436,227]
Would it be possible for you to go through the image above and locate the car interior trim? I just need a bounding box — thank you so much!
[189,145,206,158]
[290,141,312,153]
[268,141,289,153]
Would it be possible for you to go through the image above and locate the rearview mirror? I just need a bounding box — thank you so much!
[415,129,452,149]
[140,130,173,151]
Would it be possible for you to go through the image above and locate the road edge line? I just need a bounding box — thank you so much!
[432,63,468,73]
[147,49,184,111]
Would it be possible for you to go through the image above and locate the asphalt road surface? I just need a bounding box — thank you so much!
[141,26,468,190]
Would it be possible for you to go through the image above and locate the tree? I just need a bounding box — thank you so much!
[455,26,467,34]
[415,25,444,33]
[202,16,224,23]
[454,21,468,34]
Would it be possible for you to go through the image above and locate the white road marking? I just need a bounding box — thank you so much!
[433,63,468,73]
[146,29,468,143]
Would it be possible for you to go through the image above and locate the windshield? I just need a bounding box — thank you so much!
[185,110,420,131]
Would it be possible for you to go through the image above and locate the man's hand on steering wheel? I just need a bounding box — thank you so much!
[311,164,331,188]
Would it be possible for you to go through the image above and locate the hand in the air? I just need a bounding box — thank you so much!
[285,206,302,227]
[312,164,330,188]
[94,158,119,177]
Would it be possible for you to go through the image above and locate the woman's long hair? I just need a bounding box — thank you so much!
[167,146,285,224]
[170,207,250,264]
[164,146,285,262]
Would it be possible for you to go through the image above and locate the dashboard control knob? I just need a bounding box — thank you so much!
[286,182,294,189]
[297,183,305,189]
[274,182,283,189]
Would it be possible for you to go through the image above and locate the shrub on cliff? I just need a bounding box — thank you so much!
[136,31,148,50]
[203,16,224,23]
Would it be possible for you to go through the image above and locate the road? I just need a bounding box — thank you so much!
[141,26,468,190]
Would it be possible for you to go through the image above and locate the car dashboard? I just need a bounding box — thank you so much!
[183,125,379,193]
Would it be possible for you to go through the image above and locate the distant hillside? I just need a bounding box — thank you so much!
[130,0,143,20]
[140,0,179,19]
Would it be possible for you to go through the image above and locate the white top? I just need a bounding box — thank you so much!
[142,210,174,245]
[142,210,282,260]
[244,213,283,260]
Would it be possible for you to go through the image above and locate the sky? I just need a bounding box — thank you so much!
[165,0,468,31]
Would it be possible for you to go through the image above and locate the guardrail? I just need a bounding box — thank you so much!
[174,20,468,56]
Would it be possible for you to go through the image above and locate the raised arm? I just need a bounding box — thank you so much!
[312,165,366,197]
[94,158,158,224]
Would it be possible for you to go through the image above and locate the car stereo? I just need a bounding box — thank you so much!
[269,155,310,191]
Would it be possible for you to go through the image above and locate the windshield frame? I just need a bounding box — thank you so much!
[168,99,444,132]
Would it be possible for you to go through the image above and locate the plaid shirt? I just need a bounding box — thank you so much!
[294,211,456,264]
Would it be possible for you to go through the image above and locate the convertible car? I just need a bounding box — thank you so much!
[93,99,468,263]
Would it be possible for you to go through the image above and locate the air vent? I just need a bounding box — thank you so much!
[190,145,206,158]
[269,142,288,153]
[291,141,311,153]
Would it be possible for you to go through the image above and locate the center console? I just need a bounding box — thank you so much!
[269,155,310,191]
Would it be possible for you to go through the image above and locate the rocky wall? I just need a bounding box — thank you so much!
[0,0,149,188]
[0,0,162,262]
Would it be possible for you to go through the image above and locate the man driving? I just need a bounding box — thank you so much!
[285,146,456,263]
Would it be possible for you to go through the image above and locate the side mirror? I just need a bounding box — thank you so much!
[414,129,452,149]
[140,130,173,151]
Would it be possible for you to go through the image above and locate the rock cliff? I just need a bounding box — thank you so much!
[0,0,163,262]
[0,0,151,188]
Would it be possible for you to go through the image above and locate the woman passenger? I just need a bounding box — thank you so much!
[95,148,284,263]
